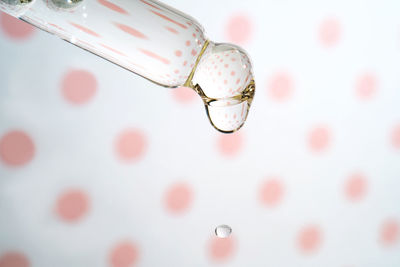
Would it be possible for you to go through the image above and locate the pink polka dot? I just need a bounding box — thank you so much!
[225,14,252,45]
[61,69,97,105]
[0,13,35,41]
[0,130,35,167]
[356,73,377,99]
[319,18,341,47]
[109,241,139,267]
[208,236,235,262]
[268,72,293,101]
[344,172,367,202]
[230,71,236,76]
[217,132,243,157]
[174,50,182,57]
[297,225,322,254]
[0,252,29,267]
[185,40,191,46]
[115,129,147,162]
[259,177,284,207]
[56,189,89,222]
[390,124,400,149]
[171,86,197,104]
[164,182,193,214]
[380,219,399,247]
[308,126,331,153]
[191,49,197,56]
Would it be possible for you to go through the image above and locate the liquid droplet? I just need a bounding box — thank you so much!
[191,42,255,133]
[215,224,232,238]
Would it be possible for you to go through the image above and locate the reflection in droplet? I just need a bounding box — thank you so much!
[215,224,232,238]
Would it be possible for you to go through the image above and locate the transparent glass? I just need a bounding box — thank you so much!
[0,0,255,133]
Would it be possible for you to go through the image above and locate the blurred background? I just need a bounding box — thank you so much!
[1,0,400,266]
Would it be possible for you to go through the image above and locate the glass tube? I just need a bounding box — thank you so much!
[0,0,255,133]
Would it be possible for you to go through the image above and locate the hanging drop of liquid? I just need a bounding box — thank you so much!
[189,42,255,133]
[215,224,232,238]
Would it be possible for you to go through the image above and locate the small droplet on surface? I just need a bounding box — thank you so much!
[215,224,232,238]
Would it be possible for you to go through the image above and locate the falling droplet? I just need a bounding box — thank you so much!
[215,224,232,238]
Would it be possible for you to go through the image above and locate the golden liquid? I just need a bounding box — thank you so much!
[185,40,256,133]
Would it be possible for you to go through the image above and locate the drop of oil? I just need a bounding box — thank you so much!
[215,224,232,238]
[191,42,255,133]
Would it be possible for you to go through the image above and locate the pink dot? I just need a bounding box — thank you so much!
[183,61,187,66]
[171,86,197,104]
[344,172,367,202]
[56,189,89,223]
[259,177,284,207]
[0,130,35,167]
[297,225,322,254]
[230,71,236,76]
[356,73,377,99]
[224,80,227,85]
[224,64,229,68]
[185,40,191,46]
[218,72,221,76]
[164,182,193,214]
[192,33,196,37]
[380,219,399,247]
[191,49,197,56]
[390,124,400,149]
[115,129,147,162]
[61,69,97,105]
[319,18,341,47]
[174,69,179,74]
[0,13,35,41]
[208,236,236,262]
[225,14,252,45]
[268,72,293,101]
[174,50,182,57]
[217,132,243,157]
[308,126,331,153]
[109,241,139,267]
[0,252,30,267]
